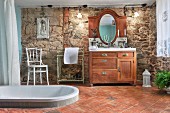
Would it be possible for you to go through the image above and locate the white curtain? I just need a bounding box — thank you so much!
[157,0,170,57]
[0,0,20,85]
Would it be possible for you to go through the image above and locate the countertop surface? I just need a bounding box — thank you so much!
[89,47,136,51]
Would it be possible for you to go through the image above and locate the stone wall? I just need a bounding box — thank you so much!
[21,8,64,83]
[126,5,157,82]
[21,5,159,84]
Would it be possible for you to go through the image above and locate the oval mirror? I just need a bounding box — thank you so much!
[99,14,116,44]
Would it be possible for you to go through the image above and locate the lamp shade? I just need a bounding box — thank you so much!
[77,12,82,18]
[134,12,139,17]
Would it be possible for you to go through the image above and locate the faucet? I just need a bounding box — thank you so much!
[108,42,111,48]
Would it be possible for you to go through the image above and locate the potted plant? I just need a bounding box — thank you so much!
[154,70,170,94]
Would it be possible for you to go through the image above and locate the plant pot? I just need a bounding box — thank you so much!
[165,86,170,94]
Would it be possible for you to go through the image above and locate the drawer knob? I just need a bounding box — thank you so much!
[118,67,120,72]
[102,59,107,62]
[102,53,107,56]
[102,72,107,75]
[122,53,128,56]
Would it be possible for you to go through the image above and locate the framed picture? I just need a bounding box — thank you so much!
[118,41,125,48]
[115,37,127,48]
[37,18,49,39]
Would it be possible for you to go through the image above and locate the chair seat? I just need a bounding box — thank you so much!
[28,65,48,68]
[29,70,47,73]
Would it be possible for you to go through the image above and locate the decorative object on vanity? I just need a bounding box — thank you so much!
[88,38,101,50]
[142,69,151,87]
[88,37,128,49]
[124,29,127,37]
[88,9,127,45]
[154,70,170,94]
[37,17,49,39]
[91,40,98,50]
[115,37,128,48]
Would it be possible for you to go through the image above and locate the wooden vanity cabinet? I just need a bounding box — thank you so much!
[89,51,136,86]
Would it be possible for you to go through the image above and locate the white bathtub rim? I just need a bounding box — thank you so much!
[0,85,79,102]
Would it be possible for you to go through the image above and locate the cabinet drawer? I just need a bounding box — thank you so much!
[92,58,117,69]
[92,52,117,57]
[118,52,134,57]
[92,69,117,83]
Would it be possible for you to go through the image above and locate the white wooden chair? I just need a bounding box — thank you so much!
[26,48,49,85]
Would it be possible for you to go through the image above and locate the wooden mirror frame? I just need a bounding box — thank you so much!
[88,9,127,45]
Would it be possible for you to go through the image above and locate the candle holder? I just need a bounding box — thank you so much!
[118,29,120,37]
[124,29,127,37]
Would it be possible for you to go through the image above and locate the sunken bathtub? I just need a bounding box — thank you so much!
[0,85,79,108]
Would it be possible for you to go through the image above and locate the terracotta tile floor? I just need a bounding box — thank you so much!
[0,84,170,113]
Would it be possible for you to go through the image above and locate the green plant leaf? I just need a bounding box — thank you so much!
[154,70,170,90]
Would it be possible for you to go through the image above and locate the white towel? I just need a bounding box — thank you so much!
[64,47,79,64]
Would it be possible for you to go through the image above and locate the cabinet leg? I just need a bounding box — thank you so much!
[90,84,93,87]
[132,84,136,86]
[133,81,137,86]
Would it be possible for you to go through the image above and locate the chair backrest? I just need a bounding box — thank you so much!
[26,48,42,66]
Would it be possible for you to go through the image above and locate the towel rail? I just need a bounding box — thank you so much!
[56,48,84,84]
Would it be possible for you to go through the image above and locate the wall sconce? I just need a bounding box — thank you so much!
[132,7,139,18]
[40,6,46,17]
[124,3,146,18]
[133,12,139,17]
[40,5,53,17]
[77,12,82,18]
[77,7,82,18]
[76,5,87,19]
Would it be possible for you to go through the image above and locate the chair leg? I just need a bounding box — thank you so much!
[40,68,42,84]
[46,66,49,85]
[33,67,35,85]
[27,68,30,85]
